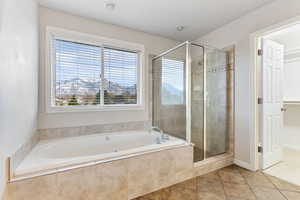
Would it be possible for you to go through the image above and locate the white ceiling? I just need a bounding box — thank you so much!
[38,0,275,41]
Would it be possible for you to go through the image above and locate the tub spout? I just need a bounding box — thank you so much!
[151,126,169,142]
[151,126,163,134]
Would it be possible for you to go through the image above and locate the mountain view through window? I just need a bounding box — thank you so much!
[54,39,138,106]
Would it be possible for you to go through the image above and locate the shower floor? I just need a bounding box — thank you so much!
[134,165,300,200]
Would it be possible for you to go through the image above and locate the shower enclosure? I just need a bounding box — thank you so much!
[152,41,234,162]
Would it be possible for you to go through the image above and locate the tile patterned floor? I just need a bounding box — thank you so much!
[264,148,300,186]
[134,165,300,200]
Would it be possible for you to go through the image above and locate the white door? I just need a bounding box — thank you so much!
[261,39,284,169]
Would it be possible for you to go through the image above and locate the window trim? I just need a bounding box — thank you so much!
[45,27,145,113]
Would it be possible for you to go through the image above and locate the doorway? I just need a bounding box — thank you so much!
[255,21,300,186]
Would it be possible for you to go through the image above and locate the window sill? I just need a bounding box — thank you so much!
[45,105,145,114]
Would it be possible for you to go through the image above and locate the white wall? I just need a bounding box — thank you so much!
[0,0,39,197]
[195,0,300,169]
[38,7,180,129]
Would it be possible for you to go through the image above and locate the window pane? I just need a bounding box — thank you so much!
[161,58,184,105]
[54,39,101,106]
[103,48,138,104]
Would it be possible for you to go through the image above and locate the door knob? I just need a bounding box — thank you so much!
[281,108,287,112]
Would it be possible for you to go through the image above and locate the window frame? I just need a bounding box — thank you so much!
[45,27,145,113]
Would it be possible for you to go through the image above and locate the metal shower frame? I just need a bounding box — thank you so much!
[152,41,207,158]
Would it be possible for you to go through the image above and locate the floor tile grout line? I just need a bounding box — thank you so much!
[261,172,290,200]
[263,172,300,193]
[216,165,251,200]
[216,169,229,200]
[135,165,300,200]
[236,166,259,200]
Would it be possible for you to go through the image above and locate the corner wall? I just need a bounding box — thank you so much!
[0,154,5,199]
[0,0,39,197]
[194,0,300,170]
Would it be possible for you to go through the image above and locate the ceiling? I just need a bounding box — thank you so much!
[38,0,275,41]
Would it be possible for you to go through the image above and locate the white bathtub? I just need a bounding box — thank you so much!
[14,130,188,180]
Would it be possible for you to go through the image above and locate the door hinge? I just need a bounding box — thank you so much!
[258,49,263,56]
[258,97,263,104]
[258,146,263,153]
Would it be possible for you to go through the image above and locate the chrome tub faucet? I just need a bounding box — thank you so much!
[151,126,169,143]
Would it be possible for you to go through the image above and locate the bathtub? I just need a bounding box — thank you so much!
[13,130,188,180]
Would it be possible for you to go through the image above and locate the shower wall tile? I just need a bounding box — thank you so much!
[158,105,186,140]
[205,47,235,158]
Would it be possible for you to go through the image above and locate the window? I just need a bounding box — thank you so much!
[161,58,185,105]
[103,48,138,104]
[54,39,102,106]
[49,31,143,111]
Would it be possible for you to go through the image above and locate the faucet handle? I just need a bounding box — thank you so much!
[162,134,169,140]
[161,132,169,141]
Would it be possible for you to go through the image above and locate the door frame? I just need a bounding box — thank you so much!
[250,16,300,171]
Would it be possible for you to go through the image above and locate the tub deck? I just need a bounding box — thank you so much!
[13,130,189,180]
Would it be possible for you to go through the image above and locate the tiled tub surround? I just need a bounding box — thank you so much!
[12,130,187,180]
[7,145,193,200]
[10,121,150,173]
[6,146,234,200]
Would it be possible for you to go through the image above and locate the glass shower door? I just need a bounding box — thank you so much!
[205,48,233,158]
[152,45,187,140]
[190,44,205,162]
[152,42,233,163]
